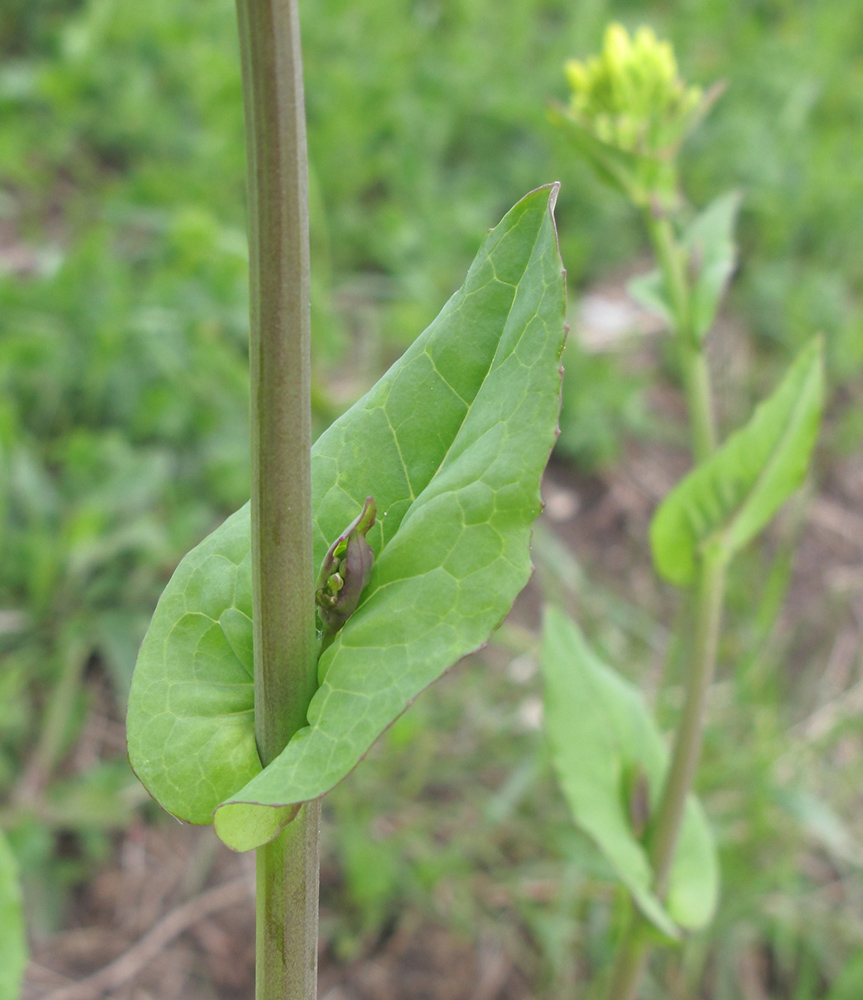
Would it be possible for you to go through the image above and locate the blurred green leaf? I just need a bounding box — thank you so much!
[685,190,742,341]
[627,268,673,329]
[651,338,824,587]
[550,105,650,205]
[541,606,719,937]
[0,828,27,1000]
[627,191,741,341]
[127,187,566,851]
[556,340,648,471]
[778,788,863,869]
[827,953,863,1000]
[44,759,140,831]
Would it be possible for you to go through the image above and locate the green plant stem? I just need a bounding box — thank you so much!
[678,342,716,464]
[644,213,688,335]
[604,917,649,1000]
[257,802,321,1000]
[606,206,724,1000]
[605,551,727,1000]
[16,633,88,802]
[235,0,319,996]
[649,551,726,894]
[644,211,717,463]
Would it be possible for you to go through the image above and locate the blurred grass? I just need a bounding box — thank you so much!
[1,0,862,996]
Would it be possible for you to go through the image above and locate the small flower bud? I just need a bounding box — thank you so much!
[315,497,377,636]
[625,764,651,840]
[552,22,721,208]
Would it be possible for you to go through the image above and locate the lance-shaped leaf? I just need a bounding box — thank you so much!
[627,268,673,330]
[127,186,567,851]
[541,606,719,937]
[549,104,650,205]
[685,190,742,341]
[0,829,27,1000]
[628,190,742,341]
[651,338,823,587]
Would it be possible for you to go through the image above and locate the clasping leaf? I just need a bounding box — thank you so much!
[628,190,742,341]
[127,186,567,851]
[651,338,824,587]
[685,190,742,341]
[541,607,718,937]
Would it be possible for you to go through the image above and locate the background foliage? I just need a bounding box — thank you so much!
[1,0,862,996]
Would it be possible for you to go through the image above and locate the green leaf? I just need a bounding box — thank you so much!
[128,186,566,850]
[827,953,863,1000]
[0,829,27,1000]
[541,607,718,936]
[685,190,742,341]
[549,105,677,209]
[549,106,645,203]
[627,192,741,340]
[627,269,672,328]
[651,338,824,587]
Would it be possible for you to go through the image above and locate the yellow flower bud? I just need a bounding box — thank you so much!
[559,22,714,162]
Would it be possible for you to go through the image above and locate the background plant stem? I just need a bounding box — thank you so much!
[15,632,89,803]
[606,209,727,1000]
[605,553,726,1000]
[603,920,649,1000]
[644,211,717,462]
[235,0,319,996]
[648,552,726,895]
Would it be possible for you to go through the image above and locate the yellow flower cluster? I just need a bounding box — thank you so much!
[565,24,704,157]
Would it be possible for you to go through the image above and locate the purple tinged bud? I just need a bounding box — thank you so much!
[315,497,377,635]
[627,765,651,840]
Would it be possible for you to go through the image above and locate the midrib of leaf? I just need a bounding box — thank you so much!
[383,407,418,502]
[426,354,471,406]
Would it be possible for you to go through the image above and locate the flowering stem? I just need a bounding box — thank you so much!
[235,0,319,995]
[648,551,726,895]
[605,552,726,1000]
[605,206,725,1000]
[644,210,717,463]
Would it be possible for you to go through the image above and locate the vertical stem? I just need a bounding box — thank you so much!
[648,551,726,896]
[604,920,649,1000]
[644,211,717,462]
[235,0,319,998]
[16,634,89,802]
[607,197,723,1000]
[644,213,689,337]
[677,343,716,465]
[238,0,317,762]
[257,802,321,1000]
[605,551,726,1000]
